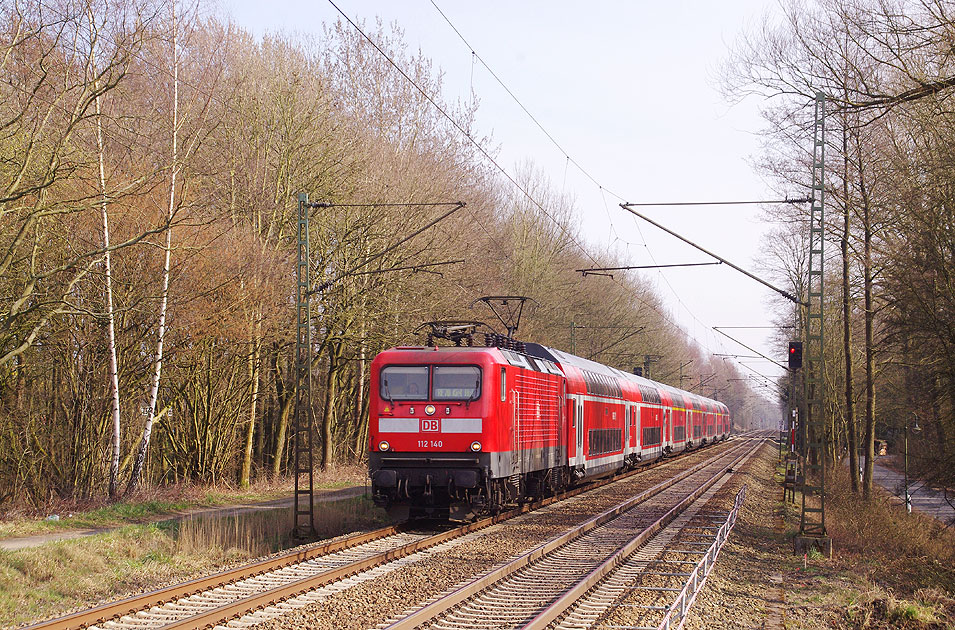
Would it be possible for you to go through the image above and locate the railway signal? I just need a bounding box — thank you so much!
[788,341,803,370]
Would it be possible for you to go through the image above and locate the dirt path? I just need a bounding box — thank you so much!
[685,443,846,629]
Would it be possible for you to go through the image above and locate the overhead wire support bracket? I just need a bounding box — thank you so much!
[577,261,722,277]
[308,201,466,295]
[621,197,811,207]
[620,202,808,306]
[713,326,789,371]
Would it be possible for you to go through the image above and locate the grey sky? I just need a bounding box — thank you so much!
[225,0,791,399]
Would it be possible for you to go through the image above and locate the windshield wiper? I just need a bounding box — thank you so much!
[465,379,480,409]
[382,379,395,406]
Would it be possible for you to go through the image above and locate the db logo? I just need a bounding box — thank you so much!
[421,419,439,432]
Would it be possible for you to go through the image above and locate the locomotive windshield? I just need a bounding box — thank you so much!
[380,366,428,400]
[432,366,481,401]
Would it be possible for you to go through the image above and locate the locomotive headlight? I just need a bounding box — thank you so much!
[378,440,390,452]
[470,441,482,452]
[425,405,436,416]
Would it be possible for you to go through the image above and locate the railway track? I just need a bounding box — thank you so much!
[574,485,747,630]
[379,438,759,630]
[24,436,759,630]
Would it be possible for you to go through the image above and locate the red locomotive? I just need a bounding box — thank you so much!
[368,339,730,519]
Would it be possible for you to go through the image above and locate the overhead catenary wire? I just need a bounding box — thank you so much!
[429,2,793,362]
[421,1,739,359]
[325,0,731,361]
[434,2,803,374]
[430,1,726,336]
[329,2,798,405]
[622,198,811,207]
[577,262,722,277]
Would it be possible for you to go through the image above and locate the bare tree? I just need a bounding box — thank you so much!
[127,0,221,494]
[84,2,125,499]
[0,0,159,367]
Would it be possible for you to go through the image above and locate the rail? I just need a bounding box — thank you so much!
[25,439,744,630]
[382,439,759,630]
[647,484,748,630]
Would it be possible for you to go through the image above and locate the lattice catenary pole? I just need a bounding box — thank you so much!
[293,193,316,537]
[797,93,830,552]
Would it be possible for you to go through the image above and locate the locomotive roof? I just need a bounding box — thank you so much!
[380,345,563,375]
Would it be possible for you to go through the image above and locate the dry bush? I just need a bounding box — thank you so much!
[824,469,955,628]
[827,471,955,567]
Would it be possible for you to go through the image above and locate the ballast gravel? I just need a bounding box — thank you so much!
[246,445,737,630]
[680,444,845,630]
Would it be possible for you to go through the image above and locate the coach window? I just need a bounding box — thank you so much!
[380,366,428,400]
[433,365,482,401]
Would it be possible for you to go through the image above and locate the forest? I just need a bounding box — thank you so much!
[724,0,955,498]
[3,0,953,510]
[0,0,771,507]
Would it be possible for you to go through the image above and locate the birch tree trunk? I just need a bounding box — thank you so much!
[127,1,178,495]
[86,9,124,500]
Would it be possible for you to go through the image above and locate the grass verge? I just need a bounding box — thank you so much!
[0,464,368,539]
[0,493,390,628]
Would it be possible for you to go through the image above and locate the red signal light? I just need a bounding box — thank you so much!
[788,341,803,369]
